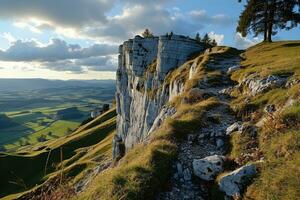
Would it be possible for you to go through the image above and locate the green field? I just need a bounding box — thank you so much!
[0,82,115,151]
[0,108,117,199]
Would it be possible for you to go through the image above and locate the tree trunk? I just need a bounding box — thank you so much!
[264,27,268,42]
[267,0,276,42]
[267,21,273,42]
[264,1,269,42]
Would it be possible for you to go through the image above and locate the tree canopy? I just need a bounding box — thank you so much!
[237,0,300,42]
[142,29,154,38]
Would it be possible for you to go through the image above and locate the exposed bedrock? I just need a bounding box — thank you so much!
[114,35,206,158]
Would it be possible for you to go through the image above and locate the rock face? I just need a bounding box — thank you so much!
[114,35,206,158]
[192,155,225,181]
[240,74,287,96]
[219,164,257,198]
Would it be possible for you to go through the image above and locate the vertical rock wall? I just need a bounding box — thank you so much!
[114,35,206,158]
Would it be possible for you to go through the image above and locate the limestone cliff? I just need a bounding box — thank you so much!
[114,35,206,158]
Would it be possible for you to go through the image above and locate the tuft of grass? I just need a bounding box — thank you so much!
[168,97,220,138]
[282,102,300,125]
[245,126,300,200]
[245,154,300,200]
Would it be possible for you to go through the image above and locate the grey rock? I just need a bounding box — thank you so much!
[177,162,183,177]
[285,78,300,87]
[157,35,205,80]
[264,104,276,114]
[148,106,176,134]
[216,139,224,148]
[219,87,233,95]
[226,122,242,135]
[242,74,287,96]
[193,155,225,181]
[188,134,195,144]
[112,134,125,160]
[227,65,241,74]
[219,164,257,198]
[183,168,192,181]
[115,35,207,157]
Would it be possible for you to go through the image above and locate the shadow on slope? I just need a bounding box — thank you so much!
[0,108,116,199]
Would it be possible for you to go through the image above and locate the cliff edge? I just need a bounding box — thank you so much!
[114,35,206,157]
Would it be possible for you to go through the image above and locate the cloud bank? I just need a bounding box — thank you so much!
[0,38,118,72]
[0,0,237,74]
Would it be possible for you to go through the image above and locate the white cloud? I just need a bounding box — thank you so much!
[189,10,234,26]
[234,33,262,49]
[0,38,117,62]
[208,31,224,45]
[0,0,236,76]
[0,0,233,43]
[0,0,114,28]
[0,38,118,72]
[0,61,116,80]
[0,32,16,44]
[13,21,42,34]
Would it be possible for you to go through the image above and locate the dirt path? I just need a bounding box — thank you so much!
[158,56,240,200]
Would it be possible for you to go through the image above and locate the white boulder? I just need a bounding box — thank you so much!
[226,122,242,135]
[193,155,225,181]
[227,65,241,74]
[219,164,257,197]
[242,74,287,96]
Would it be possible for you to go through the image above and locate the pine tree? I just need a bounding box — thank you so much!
[237,0,269,41]
[195,33,201,42]
[202,33,211,44]
[142,29,154,38]
[211,39,218,46]
[237,0,300,42]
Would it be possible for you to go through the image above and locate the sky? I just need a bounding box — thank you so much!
[0,0,299,80]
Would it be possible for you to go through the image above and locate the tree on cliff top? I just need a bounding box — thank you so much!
[195,33,201,42]
[142,29,154,38]
[211,39,217,46]
[237,0,300,42]
[202,33,212,44]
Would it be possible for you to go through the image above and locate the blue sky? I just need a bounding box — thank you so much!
[0,0,299,80]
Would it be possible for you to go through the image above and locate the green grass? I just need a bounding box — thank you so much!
[0,85,115,150]
[227,41,300,200]
[282,102,300,124]
[0,108,117,199]
[231,41,300,82]
[76,98,219,200]
[246,128,300,200]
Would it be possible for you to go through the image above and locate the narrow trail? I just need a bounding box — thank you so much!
[158,56,240,200]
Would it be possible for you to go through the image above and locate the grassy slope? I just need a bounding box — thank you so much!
[76,43,300,200]
[75,47,240,200]
[1,104,91,149]
[2,42,298,200]
[0,108,117,199]
[229,41,300,200]
[0,84,114,150]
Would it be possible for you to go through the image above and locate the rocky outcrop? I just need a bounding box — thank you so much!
[193,155,225,181]
[219,164,257,198]
[115,35,206,158]
[240,74,287,96]
[226,122,242,135]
